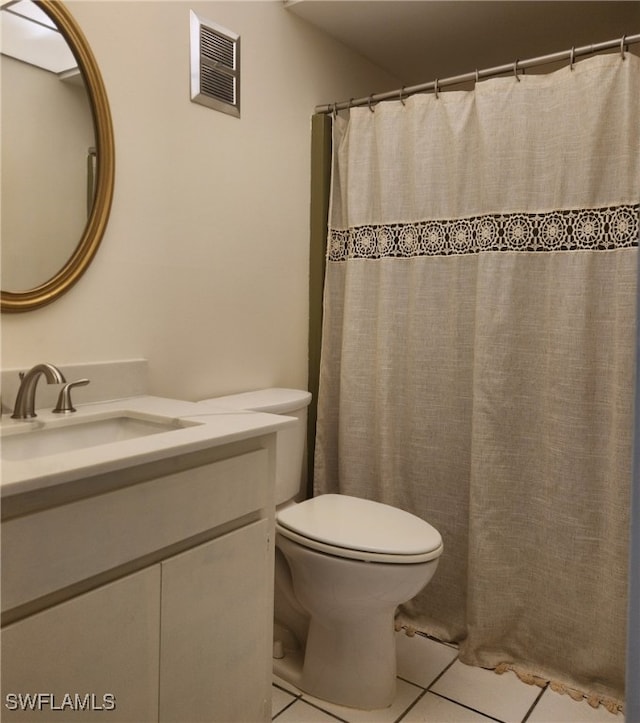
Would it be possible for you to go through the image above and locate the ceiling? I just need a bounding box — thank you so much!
[1,0,78,74]
[285,1,640,88]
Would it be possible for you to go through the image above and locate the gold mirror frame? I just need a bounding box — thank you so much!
[1,0,114,313]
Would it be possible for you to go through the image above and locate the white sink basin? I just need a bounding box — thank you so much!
[1,412,197,461]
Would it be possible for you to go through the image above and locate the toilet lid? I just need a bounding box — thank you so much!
[276,494,443,563]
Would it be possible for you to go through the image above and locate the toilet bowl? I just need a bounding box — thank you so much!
[197,389,443,710]
[276,494,442,709]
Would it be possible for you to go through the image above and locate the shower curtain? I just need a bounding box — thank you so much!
[314,53,640,709]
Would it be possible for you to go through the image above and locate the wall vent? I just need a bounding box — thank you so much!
[190,11,240,118]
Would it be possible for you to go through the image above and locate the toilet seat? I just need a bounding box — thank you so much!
[276,494,443,564]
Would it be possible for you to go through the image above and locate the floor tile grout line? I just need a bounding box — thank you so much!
[296,697,351,722]
[271,632,461,721]
[272,681,351,722]
[272,677,429,723]
[519,683,549,723]
[271,683,302,721]
[273,681,302,698]
[393,687,429,723]
[412,630,460,653]
[427,690,508,723]
[396,675,431,689]
[393,653,463,723]
[413,630,458,646]
[273,637,553,723]
[413,643,539,723]
[423,651,460,691]
[271,698,299,720]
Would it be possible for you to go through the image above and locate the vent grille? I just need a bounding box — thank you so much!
[200,66,235,105]
[190,12,240,117]
[200,26,234,69]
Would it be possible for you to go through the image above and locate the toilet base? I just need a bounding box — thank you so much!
[274,533,440,710]
[273,646,304,690]
[272,614,397,710]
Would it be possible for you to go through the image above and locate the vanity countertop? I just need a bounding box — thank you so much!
[0,395,294,498]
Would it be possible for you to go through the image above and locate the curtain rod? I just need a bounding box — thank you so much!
[316,33,640,114]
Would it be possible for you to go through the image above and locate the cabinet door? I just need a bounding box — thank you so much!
[1,566,161,723]
[160,520,273,723]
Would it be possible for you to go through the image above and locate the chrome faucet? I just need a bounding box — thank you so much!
[11,363,67,419]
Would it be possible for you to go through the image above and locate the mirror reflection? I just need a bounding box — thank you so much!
[1,0,113,311]
[1,0,95,292]
[2,67,95,292]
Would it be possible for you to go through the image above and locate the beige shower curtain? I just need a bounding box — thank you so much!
[314,53,640,709]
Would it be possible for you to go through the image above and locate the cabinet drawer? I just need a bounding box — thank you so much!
[2,449,270,613]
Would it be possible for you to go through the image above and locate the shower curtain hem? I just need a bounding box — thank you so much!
[491,661,624,715]
[394,619,624,715]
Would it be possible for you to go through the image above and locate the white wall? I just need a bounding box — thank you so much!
[1,1,398,401]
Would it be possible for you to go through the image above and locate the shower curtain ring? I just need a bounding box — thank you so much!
[434,78,439,99]
[475,69,480,84]
[513,59,521,81]
[620,35,627,59]
[368,94,375,112]
[569,47,575,70]
[399,86,406,106]
[332,102,338,118]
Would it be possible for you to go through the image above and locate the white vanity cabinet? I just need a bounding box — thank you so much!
[1,437,276,723]
[2,566,162,722]
[160,519,271,723]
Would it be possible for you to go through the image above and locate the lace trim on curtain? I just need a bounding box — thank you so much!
[328,205,639,261]
[494,664,624,715]
[394,623,624,714]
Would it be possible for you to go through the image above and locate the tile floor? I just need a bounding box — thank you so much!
[272,632,625,723]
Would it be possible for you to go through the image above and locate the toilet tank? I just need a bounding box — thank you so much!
[203,389,312,505]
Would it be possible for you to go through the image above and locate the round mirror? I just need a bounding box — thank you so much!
[1,0,114,312]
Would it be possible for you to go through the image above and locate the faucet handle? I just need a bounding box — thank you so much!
[52,379,90,414]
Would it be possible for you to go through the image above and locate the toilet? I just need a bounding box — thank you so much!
[197,389,443,710]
